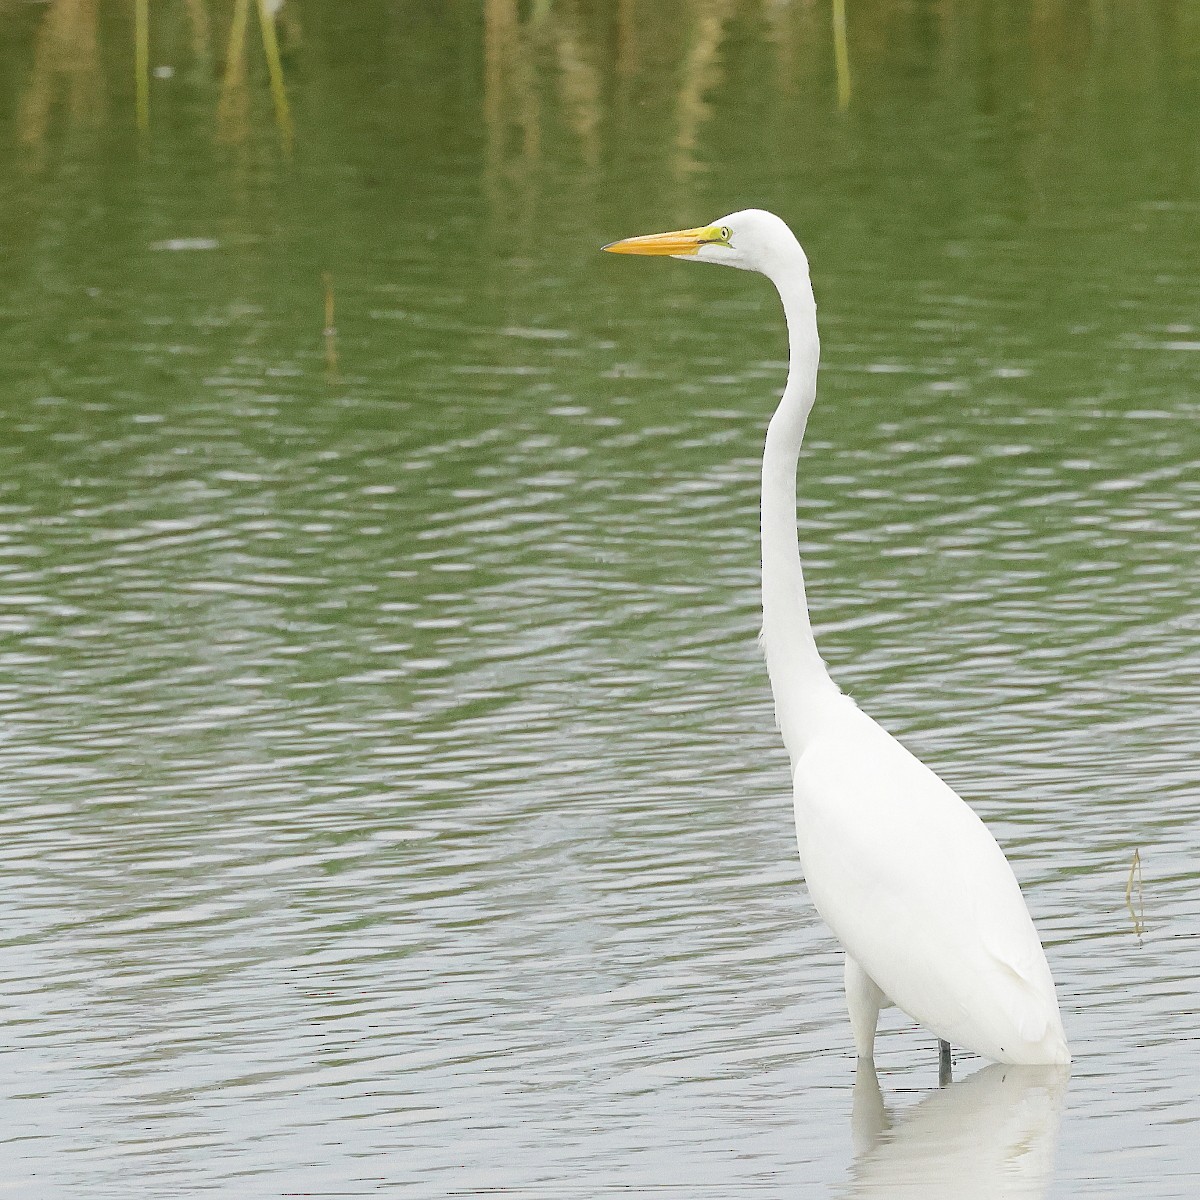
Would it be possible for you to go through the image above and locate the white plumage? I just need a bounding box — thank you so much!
[606,209,1069,1066]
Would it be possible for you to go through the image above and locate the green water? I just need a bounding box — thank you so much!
[0,2,1197,1196]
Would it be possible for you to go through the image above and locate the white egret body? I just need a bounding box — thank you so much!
[605,210,1069,1066]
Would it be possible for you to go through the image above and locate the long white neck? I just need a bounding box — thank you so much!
[760,254,840,764]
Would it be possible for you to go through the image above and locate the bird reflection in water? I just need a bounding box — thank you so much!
[842,1059,1069,1199]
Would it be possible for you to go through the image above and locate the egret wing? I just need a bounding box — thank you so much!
[792,700,1066,1063]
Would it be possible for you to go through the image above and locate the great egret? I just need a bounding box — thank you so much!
[604,210,1070,1067]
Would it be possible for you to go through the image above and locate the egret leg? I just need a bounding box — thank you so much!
[845,954,886,1061]
[938,1039,952,1088]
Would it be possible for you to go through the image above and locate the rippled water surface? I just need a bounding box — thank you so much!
[1,2,1198,1196]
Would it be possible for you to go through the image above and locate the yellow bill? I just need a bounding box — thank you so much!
[603,224,728,256]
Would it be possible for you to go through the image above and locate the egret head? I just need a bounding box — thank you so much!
[603,208,806,280]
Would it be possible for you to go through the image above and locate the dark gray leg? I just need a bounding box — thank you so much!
[938,1039,952,1088]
